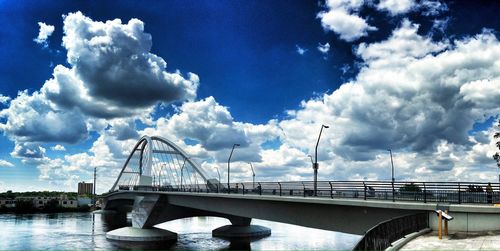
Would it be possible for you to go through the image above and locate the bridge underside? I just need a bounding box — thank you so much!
[103,191,423,235]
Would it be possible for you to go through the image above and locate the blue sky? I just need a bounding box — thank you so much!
[0,0,499,192]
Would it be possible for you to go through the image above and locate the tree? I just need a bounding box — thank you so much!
[399,182,421,193]
[494,119,500,169]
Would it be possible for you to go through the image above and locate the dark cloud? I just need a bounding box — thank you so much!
[11,143,46,159]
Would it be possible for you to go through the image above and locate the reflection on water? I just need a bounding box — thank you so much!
[0,212,360,250]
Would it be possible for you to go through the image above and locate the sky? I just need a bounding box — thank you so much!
[0,0,499,193]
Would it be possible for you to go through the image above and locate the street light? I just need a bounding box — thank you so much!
[93,167,96,209]
[248,162,256,189]
[227,143,240,194]
[307,155,314,166]
[387,149,395,202]
[314,124,329,196]
[387,149,395,183]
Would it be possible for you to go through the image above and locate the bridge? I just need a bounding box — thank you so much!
[101,135,500,244]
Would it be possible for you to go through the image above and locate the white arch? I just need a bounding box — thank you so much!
[110,135,208,191]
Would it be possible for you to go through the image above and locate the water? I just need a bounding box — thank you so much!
[0,213,360,250]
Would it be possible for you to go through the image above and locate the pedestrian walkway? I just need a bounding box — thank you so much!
[400,231,500,250]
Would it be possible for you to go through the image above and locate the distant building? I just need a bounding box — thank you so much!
[16,195,78,209]
[0,197,16,208]
[78,182,93,195]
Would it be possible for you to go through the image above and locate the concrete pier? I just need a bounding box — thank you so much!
[106,227,177,242]
[212,225,271,238]
[212,217,271,239]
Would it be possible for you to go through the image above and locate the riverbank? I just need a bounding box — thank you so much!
[0,205,91,214]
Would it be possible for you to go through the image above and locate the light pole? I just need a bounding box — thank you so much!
[93,166,96,209]
[227,144,240,194]
[249,162,256,189]
[388,149,395,201]
[307,155,314,166]
[314,124,329,196]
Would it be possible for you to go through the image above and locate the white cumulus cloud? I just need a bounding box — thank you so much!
[0,94,10,104]
[376,0,416,15]
[51,144,66,151]
[278,20,500,181]
[317,42,331,54]
[296,45,307,55]
[0,159,14,167]
[1,12,200,160]
[34,22,55,46]
[317,0,377,42]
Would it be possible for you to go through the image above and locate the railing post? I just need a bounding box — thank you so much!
[278,182,282,196]
[329,182,333,199]
[363,182,367,200]
[458,183,461,204]
[392,181,395,202]
[302,182,306,197]
[258,182,262,195]
[423,182,427,203]
[242,183,245,195]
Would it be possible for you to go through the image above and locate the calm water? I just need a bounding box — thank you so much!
[0,212,360,250]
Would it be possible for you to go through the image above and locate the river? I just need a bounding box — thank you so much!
[0,212,360,250]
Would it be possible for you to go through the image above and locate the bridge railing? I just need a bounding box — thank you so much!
[113,181,500,204]
[352,212,429,251]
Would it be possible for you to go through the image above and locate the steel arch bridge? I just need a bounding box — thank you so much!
[111,135,210,191]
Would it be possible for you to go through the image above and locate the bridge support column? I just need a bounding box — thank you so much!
[212,216,271,239]
[106,227,177,242]
[106,195,178,242]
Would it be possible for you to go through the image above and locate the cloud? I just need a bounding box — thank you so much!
[317,42,331,54]
[51,144,66,151]
[376,0,416,15]
[57,12,199,113]
[420,0,448,16]
[0,90,88,144]
[317,0,449,42]
[277,20,500,180]
[0,159,14,167]
[107,119,140,141]
[33,22,55,46]
[431,17,449,34]
[150,97,251,151]
[296,45,307,55]
[11,143,46,159]
[317,0,377,42]
[0,94,10,104]
[1,12,200,151]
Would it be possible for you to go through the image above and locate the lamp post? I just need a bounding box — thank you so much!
[249,162,256,189]
[388,149,395,201]
[227,144,240,194]
[93,166,96,209]
[314,124,329,196]
[307,155,314,166]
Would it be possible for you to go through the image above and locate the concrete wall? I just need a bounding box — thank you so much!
[429,211,500,232]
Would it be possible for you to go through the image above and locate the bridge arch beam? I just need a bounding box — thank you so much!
[111,135,210,192]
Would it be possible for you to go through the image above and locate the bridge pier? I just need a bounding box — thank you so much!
[212,216,271,239]
[106,226,177,242]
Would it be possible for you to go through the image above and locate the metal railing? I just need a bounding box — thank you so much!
[114,181,500,204]
[352,212,429,250]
